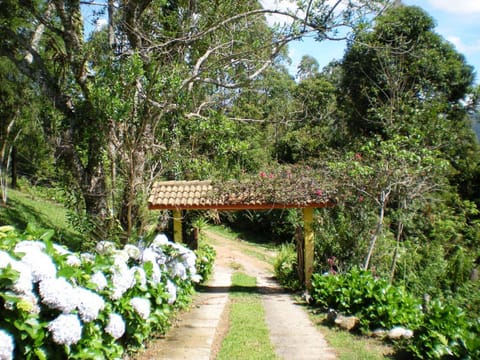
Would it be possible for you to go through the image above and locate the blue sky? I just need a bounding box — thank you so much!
[284,0,480,83]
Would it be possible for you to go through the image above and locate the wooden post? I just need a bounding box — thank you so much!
[295,226,305,286]
[173,209,183,243]
[303,207,314,290]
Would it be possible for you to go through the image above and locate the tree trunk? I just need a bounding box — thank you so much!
[0,119,18,205]
[108,0,115,49]
[119,144,147,243]
[10,146,16,189]
[390,198,407,282]
[390,221,404,282]
[364,189,390,271]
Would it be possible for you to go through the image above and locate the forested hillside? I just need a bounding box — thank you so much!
[1,1,480,357]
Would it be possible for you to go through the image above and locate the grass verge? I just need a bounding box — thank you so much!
[308,310,396,360]
[217,272,278,360]
[0,188,83,250]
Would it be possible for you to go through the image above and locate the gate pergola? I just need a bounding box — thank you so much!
[148,180,335,288]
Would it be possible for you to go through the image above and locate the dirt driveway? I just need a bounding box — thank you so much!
[131,230,336,360]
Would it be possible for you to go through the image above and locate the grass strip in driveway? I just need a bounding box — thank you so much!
[217,272,278,360]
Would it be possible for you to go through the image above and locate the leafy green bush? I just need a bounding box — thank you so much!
[311,267,480,358]
[273,243,302,291]
[311,267,422,331]
[0,224,207,359]
[195,243,216,283]
[406,299,480,359]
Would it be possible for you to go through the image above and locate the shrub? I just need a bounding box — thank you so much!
[311,267,422,331]
[0,224,207,359]
[406,299,480,359]
[195,243,216,283]
[273,243,302,291]
[311,267,480,358]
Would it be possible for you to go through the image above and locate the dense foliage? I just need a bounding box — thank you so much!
[273,243,302,291]
[0,0,388,241]
[195,243,216,284]
[268,4,480,359]
[309,268,480,358]
[0,225,215,359]
[2,1,480,358]
[311,268,422,331]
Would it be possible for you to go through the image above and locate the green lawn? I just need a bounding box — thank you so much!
[0,188,84,250]
[217,272,278,360]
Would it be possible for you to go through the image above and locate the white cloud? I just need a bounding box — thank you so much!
[95,18,108,31]
[427,0,480,14]
[447,36,480,56]
[260,0,352,27]
[260,0,299,26]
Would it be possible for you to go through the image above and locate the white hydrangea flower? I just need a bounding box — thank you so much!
[80,252,95,264]
[113,250,130,264]
[170,242,187,253]
[150,262,162,285]
[16,292,41,314]
[105,313,125,339]
[131,266,147,288]
[166,280,177,305]
[129,297,151,320]
[182,252,197,273]
[52,244,70,256]
[169,262,187,280]
[140,248,163,284]
[110,261,134,300]
[12,262,33,294]
[90,271,108,291]
[0,329,14,360]
[141,248,157,264]
[20,250,56,283]
[151,234,169,247]
[39,277,77,313]
[51,245,81,267]
[14,240,45,254]
[0,253,33,294]
[66,254,81,267]
[156,251,168,265]
[0,251,13,266]
[191,274,202,283]
[124,244,141,261]
[95,241,116,255]
[75,288,105,322]
[47,314,82,345]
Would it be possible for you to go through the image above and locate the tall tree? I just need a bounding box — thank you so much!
[0,59,33,204]
[296,54,319,80]
[326,4,480,289]
[0,0,390,239]
[339,5,475,139]
[275,72,338,163]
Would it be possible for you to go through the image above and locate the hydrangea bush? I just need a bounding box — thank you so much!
[0,225,208,359]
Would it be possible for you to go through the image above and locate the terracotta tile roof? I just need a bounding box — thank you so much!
[148,180,335,210]
[148,181,214,209]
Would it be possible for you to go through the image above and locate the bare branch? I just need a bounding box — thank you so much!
[182,42,233,91]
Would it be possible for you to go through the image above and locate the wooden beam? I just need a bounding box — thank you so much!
[148,201,334,211]
[303,207,314,290]
[173,209,183,243]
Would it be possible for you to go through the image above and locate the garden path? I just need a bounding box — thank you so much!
[131,230,337,360]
